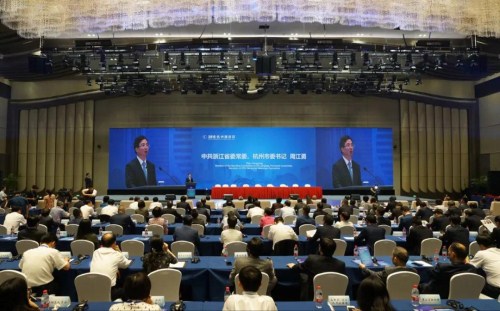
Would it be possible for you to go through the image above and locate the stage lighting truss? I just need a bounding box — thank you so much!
[44,47,481,96]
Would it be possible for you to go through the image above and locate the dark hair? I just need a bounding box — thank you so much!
[450,215,461,225]
[319,238,337,257]
[153,197,159,202]
[339,135,353,149]
[143,196,149,201]
[73,208,82,218]
[180,196,187,202]
[101,233,116,248]
[191,209,199,219]
[247,237,263,257]
[138,200,146,209]
[449,242,468,261]
[495,215,500,223]
[108,199,115,205]
[27,216,39,228]
[475,234,494,248]
[435,199,443,205]
[363,195,369,202]
[434,208,443,215]
[238,266,262,292]
[365,214,376,224]
[41,233,58,245]
[302,205,311,215]
[133,135,148,149]
[392,246,409,264]
[183,215,193,225]
[274,216,283,223]
[228,216,237,228]
[76,219,93,239]
[123,272,152,301]
[316,202,324,210]
[152,206,162,218]
[276,197,282,203]
[102,195,109,203]
[264,208,273,216]
[357,275,394,311]
[150,235,164,253]
[376,206,385,216]
[41,208,50,217]
[340,211,349,221]
[350,199,356,206]
[411,216,422,226]
[324,213,334,226]
[0,277,36,311]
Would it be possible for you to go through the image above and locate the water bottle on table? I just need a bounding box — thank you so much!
[411,284,420,307]
[41,290,49,309]
[315,285,323,309]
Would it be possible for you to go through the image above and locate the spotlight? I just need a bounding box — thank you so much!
[295,51,301,64]
[163,52,170,65]
[252,50,257,61]
[219,51,225,65]
[332,51,339,69]
[237,51,243,65]
[180,88,188,95]
[391,52,398,64]
[180,52,186,66]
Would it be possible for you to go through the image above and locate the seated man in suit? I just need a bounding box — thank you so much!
[173,215,200,254]
[441,215,470,252]
[354,214,385,255]
[375,205,391,226]
[17,216,45,243]
[406,217,433,255]
[415,202,433,222]
[462,208,482,232]
[228,237,277,295]
[430,208,450,232]
[359,246,416,284]
[311,213,340,241]
[288,238,347,301]
[176,195,192,214]
[397,205,413,233]
[162,200,183,223]
[420,242,477,298]
[110,206,136,234]
[295,205,315,234]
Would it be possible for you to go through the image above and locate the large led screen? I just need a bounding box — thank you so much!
[108,127,393,190]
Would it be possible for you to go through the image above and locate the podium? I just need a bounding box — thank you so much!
[186,182,197,198]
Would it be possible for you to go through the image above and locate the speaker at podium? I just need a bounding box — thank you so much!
[186,182,196,198]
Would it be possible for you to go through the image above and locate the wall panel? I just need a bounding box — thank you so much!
[26,110,38,189]
[35,108,47,190]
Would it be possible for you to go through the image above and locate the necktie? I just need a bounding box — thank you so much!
[142,161,148,179]
[348,161,353,182]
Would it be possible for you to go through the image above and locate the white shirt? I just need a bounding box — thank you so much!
[247,206,264,218]
[220,228,243,247]
[80,204,95,220]
[278,206,295,218]
[267,222,298,248]
[101,205,119,217]
[129,201,139,210]
[20,245,68,287]
[81,188,97,197]
[335,220,354,228]
[109,302,161,311]
[470,247,500,287]
[3,212,26,234]
[223,292,277,311]
[90,247,131,286]
[148,202,163,211]
[0,190,7,201]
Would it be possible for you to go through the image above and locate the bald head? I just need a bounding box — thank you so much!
[101,233,116,248]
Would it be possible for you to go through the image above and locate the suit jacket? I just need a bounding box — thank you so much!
[462,215,482,231]
[415,207,434,222]
[491,228,500,248]
[376,216,391,226]
[162,208,183,223]
[354,224,386,255]
[295,215,315,234]
[431,216,450,232]
[311,224,341,241]
[294,254,347,300]
[229,256,277,294]
[338,205,354,216]
[361,265,417,284]
[125,158,157,188]
[406,225,433,255]
[173,225,200,250]
[110,213,136,234]
[441,225,470,250]
[17,227,45,243]
[332,158,361,188]
[176,201,191,213]
[421,262,477,298]
[398,214,413,232]
[196,207,211,219]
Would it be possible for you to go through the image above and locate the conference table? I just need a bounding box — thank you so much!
[0,255,439,302]
[210,186,323,199]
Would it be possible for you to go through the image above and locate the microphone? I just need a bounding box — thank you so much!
[158,166,180,184]
[363,167,383,185]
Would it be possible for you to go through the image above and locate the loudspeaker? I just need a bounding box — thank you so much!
[255,55,276,75]
[289,194,299,200]
[223,194,233,201]
[350,194,361,201]
[165,194,176,200]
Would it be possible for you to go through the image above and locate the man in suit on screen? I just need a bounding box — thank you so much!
[125,135,157,188]
[332,135,362,188]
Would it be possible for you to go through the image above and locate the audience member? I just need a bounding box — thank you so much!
[470,234,500,298]
[135,200,149,221]
[356,275,395,311]
[397,205,413,232]
[4,206,27,234]
[354,214,385,255]
[176,195,191,213]
[295,205,315,234]
[420,242,476,298]
[492,216,500,248]
[469,201,486,218]
[75,219,99,250]
[196,200,211,219]
[259,208,275,229]
[17,216,44,243]
[110,206,136,234]
[311,214,340,242]
[359,246,416,284]
[69,208,83,225]
[288,238,346,300]
[148,197,163,211]
[38,208,55,233]
[267,216,298,249]
[20,233,70,295]
[191,209,207,226]
[294,198,306,214]
[80,199,95,220]
[462,208,482,231]
[221,216,243,247]
[49,200,69,227]
[406,217,433,255]
[271,197,283,213]
[334,211,354,229]
[228,237,277,295]
[81,186,97,205]
[110,272,161,311]
[375,206,391,226]
[173,215,200,253]
[142,236,178,274]
[43,190,56,209]
[278,200,295,218]
[247,201,264,218]
[162,200,183,223]
[0,277,40,311]
[312,202,327,219]
[7,192,30,218]
[430,209,449,232]
[441,215,470,251]
[223,266,277,311]
[148,206,168,234]
[128,196,140,210]
[415,202,433,222]
[90,233,132,300]
[100,198,118,219]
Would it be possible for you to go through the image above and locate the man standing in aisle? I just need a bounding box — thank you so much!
[332,135,362,188]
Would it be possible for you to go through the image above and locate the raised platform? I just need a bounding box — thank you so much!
[210,186,322,199]
[108,185,186,195]
[324,185,395,196]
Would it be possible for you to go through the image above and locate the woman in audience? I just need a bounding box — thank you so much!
[0,277,39,311]
[43,189,56,209]
[142,235,178,274]
[75,219,99,250]
[109,272,160,311]
[135,200,149,221]
[356,275,395,311]
[259,208,275,229]
[148,206,168,234]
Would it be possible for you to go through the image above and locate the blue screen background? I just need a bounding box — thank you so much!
[108,127,393,189]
